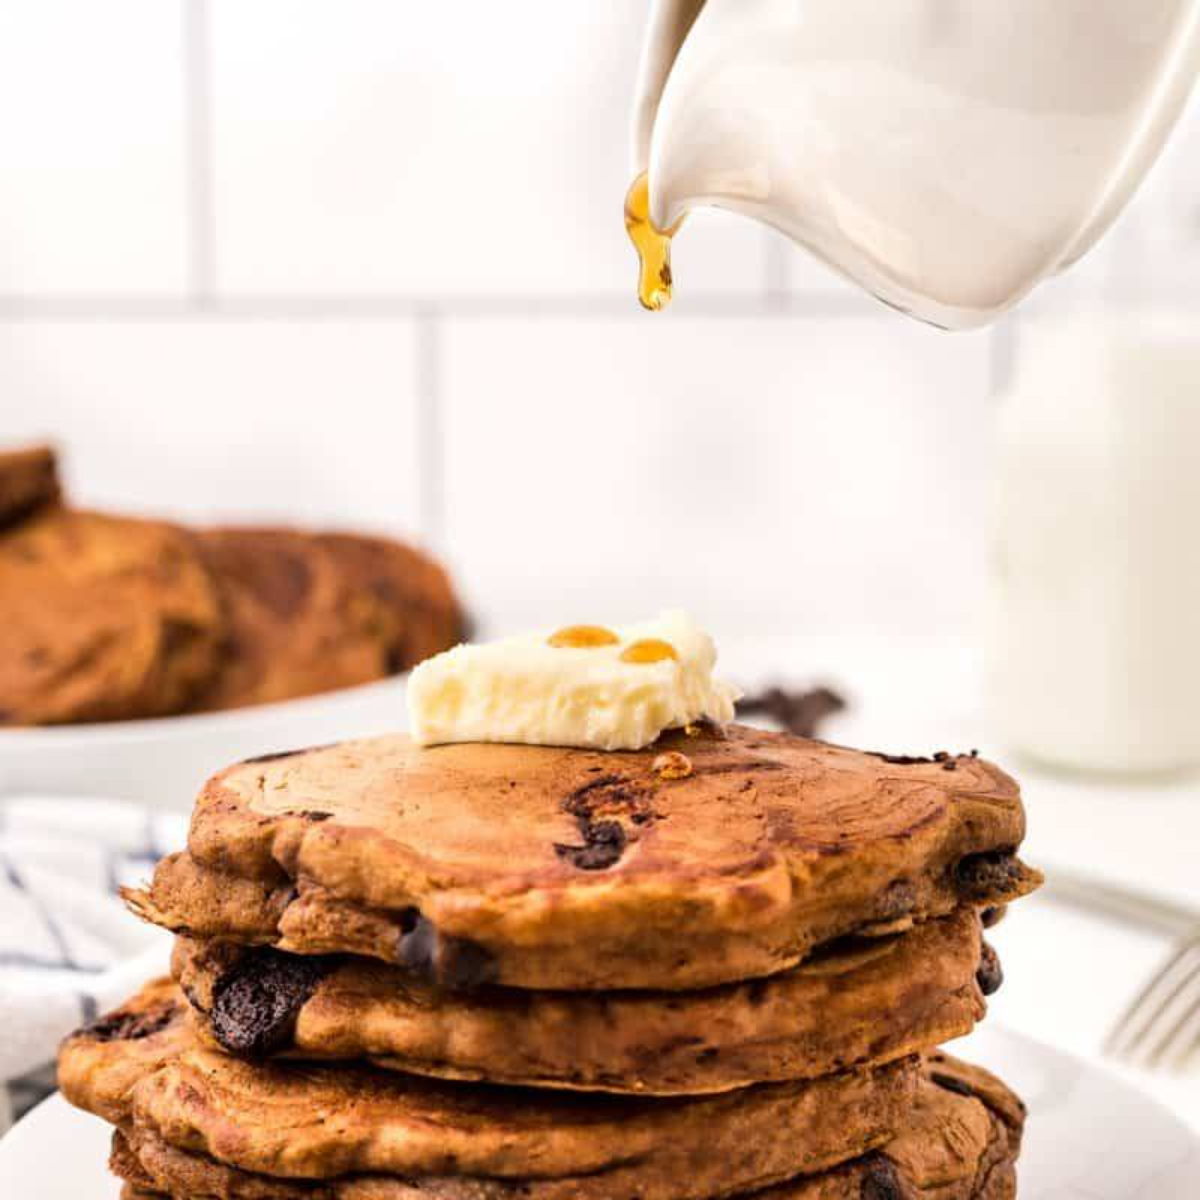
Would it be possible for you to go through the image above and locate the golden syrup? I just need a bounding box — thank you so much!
[652,751,693,780]
[624,171,680,311]
[548,624,620,649]
[620,638,678,664]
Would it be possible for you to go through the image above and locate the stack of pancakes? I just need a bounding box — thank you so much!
[59,723,1042,1199]
[0,446,463,724]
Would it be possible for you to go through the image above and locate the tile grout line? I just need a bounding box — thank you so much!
[988,316,1020,401]
[0,293,875,321]
[415,311,447,552]
[184,0,216,305]
[764,232,790,310]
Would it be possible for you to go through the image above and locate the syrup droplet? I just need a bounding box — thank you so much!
[624,171,680,312]
[653,751,693,780]
[620,638,679,664]
[548,625,620,649]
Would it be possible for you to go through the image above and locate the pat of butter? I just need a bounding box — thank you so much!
[407,610,739,751]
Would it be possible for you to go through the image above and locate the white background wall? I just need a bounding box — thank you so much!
[1,1,1198,640]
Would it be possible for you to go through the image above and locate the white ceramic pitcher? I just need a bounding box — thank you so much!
[633,0,1200,329]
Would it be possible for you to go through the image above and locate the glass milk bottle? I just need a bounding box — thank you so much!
[989,316,1200,774]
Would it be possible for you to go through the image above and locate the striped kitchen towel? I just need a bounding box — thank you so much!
[0,795,184,1134]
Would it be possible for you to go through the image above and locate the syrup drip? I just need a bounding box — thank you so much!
[621,638,679,664]
[624,171,680,311]
[548,625,620,649]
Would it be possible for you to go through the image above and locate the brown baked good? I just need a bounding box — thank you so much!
[189,528,462,712]
[0,444,60,529]
[126,725,1040,991]
[100,1043,1022,1200]
[172,905,990,1095]
[0,509,223,724]
[60,979,919,1200]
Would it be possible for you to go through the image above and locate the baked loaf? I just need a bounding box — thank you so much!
[0,444,60,528]
[191,528,463,712]
[0,508,223,724]
[0,446,464,724]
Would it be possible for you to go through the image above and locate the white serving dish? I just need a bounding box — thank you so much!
[0,677,408,810]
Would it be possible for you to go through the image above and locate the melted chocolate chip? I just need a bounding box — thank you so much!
[83,1003,177,1043]
[977,940,1004,996]
[871,748,970,767]
[555,819,626,871]
[562,775,645,819]
[876,879,918,920]
[554,775,651,872]
[980,905,1005,929]
[161,618,204,656]
[210,947,330,1058]
[736,685,846,739]
[239,743,335,766]
[930,1071,976,1099]
[955,850,1022,901]
[859,1153,902,1199]
[398,910,497,990]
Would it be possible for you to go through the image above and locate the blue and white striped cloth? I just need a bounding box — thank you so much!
[0,796,184,1133]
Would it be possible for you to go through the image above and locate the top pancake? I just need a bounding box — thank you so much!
[132,724,1040,991]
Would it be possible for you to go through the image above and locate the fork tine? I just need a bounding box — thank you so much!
[1108,941,1200,1065]
[1105,938,1200,1063]
[1105,939,1197,1057]
[1114,979,1200,1069]
[1142,984,1200,1073]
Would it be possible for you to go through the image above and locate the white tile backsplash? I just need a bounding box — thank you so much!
[0,1,189,295]
[207,0,772,299]
[440,314,993,636]
[0,320,423,535]
[0,2,1196,642]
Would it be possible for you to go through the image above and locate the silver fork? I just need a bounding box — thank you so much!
[1105,933,1200,1073]
[1040,866,1200,1074]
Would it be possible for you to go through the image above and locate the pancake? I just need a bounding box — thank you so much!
[0,509,223,725]
[0,444,60,529]
[190,528,463,712]
[104,1051,1023,1200]
[60,979,918,1200]
[126,725,1040,990]
[173,906,991,1095]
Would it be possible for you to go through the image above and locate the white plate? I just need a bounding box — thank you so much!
[1,1028,1197,1198]
[0,676,408,810]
